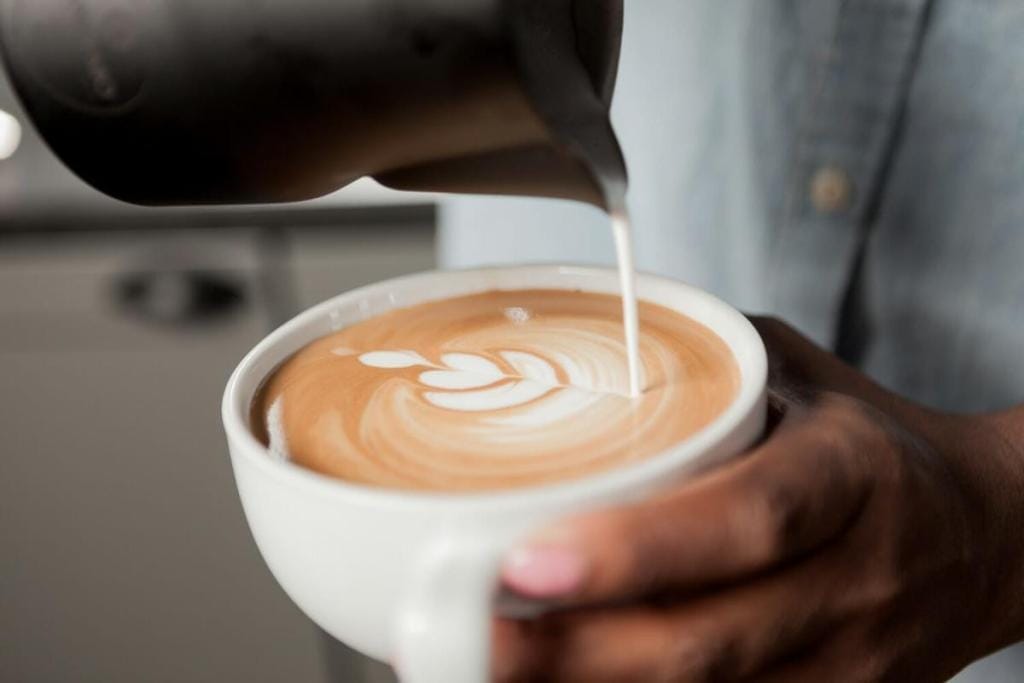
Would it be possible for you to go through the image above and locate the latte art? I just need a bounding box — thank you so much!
[357,349,620,413]
[252,290,739,492]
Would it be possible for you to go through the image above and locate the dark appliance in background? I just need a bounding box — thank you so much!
[0,63,428,683]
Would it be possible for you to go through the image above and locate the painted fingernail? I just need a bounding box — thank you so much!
[502,540,587,599]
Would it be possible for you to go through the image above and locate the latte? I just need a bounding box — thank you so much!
[251,289,739,492]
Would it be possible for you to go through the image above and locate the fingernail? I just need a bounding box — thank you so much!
[502,535,587,599]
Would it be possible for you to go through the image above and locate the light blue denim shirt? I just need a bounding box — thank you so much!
[440,1,1024,679]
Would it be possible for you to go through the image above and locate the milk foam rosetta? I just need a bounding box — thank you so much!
[252,290,740,492]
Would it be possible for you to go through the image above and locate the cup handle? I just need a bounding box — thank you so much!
[394,532,504,683]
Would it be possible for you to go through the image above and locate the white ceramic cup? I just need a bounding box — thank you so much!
[222,266,767,683]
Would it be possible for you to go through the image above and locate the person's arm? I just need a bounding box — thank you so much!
[492,318,1024,682]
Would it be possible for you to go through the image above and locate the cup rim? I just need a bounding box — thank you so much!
[222,265,767,511]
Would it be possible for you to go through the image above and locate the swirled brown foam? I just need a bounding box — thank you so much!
[251,290,740,492]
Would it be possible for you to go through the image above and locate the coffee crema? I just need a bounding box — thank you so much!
[252,289,740,492]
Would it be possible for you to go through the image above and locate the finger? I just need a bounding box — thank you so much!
[750,316,928,429]
[495,556,836,683]
[494,609,672,683]
[749,316,874,397]
[742,646,854,683]
[740,657,828,683]
[744,627,902,683]
[501,402,872,604]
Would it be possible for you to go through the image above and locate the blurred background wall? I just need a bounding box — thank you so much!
[0,67,430,682]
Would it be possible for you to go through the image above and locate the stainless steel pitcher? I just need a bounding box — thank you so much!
[0,0,626,209]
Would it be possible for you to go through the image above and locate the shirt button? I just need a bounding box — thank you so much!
[810,166,853,214]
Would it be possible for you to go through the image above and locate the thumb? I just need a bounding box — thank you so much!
[749,316,928,427]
